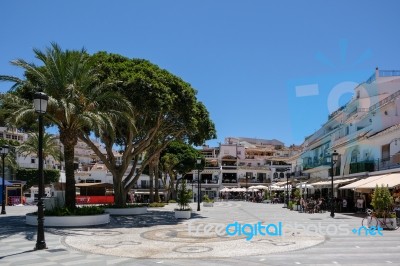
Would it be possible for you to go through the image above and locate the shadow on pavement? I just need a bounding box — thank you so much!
[0,215,37,240]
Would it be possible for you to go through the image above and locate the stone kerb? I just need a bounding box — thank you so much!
[104,207,148,215]
[26,213,110,227]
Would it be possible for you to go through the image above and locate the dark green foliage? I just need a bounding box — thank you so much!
[371,184,393,217]
[161,140,203,175]
[33,206,105,216]
[148,202,167,207]
[16,168,60,188]
[203,194,214,203]
[176,179,192,210]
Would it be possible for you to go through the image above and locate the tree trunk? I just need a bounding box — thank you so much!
[154,166,160,202]
[113,173,126,206]
[149,161,154,203]
[61,138,77,209]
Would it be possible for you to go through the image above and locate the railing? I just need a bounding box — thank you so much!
[221,165,238,170]
[374,155,400,172]
[379,70,400,77]
[349,161,375,174]
[328,105,347,120]
[222,179,238,183]
[302,157,331,170]
[187,179,219,184]
[369,90,400,113]
[292,171,310,179]
[347,155,400,174]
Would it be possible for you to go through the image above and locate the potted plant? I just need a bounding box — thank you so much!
[288,200,294,210]
[293,188,301,211]
[371,184,397,229]
[263,193,271,204]
[203,194,214,207]
[174,179,192,219]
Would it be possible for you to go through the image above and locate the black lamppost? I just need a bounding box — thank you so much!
[286,171,290,207]
[1,145,9,215]
[191,180,194,202]
[245,174,249,201]
[330,150,339,218]
[34,92,48,250]
[196,157,202,211]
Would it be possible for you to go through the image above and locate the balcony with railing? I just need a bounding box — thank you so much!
[346,154,400,174]
[302,156,330,170]
[379,70,400,77]
[349,161,375,174]
[292,171,310,179]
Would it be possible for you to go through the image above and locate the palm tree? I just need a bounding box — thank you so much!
[1,43,132,209]
[17,132,62,167]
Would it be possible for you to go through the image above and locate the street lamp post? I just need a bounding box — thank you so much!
[330,150,339,218]
[196,157,202,211]
[191,180,194,202]
[245,174,249,201]
[1,145,9,215]
[34,92,48,250]
[286,171,290,207]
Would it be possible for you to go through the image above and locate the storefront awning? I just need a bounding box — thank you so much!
[354,173,400,190]
[339,174,389,190]
[310,178,357,188]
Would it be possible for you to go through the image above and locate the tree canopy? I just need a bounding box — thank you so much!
[79,52,216,205]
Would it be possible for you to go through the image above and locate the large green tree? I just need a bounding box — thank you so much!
[0,43,131,209]
[79,52,216,206]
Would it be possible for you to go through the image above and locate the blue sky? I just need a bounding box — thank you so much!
[1,1,400,147]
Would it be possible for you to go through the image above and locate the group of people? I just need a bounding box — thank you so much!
[300,197,326,213]
[298,196,356,213]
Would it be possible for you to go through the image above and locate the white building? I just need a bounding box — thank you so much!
[294,68,400,199]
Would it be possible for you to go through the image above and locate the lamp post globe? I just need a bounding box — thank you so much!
[1,145,9,215]
[34,92,48,250]
[330,150,339,218]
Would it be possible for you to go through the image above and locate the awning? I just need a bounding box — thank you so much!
[76,183,114,188]
[310,178,357,189]
[355,173,400,190]
[0,178,12,186]
[273,181,289,186]
[339,174,388,190]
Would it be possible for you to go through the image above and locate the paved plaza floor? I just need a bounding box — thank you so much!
[1,202,400,265]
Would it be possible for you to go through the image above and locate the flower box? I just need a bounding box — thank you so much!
[174,209,191,219]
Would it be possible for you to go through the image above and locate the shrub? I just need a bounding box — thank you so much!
[37,206,105,216]
[149,202,166,208]
[176,179,192,211]
[168,200,177,203]
[371,184,393,215]
[203,194,214,203]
